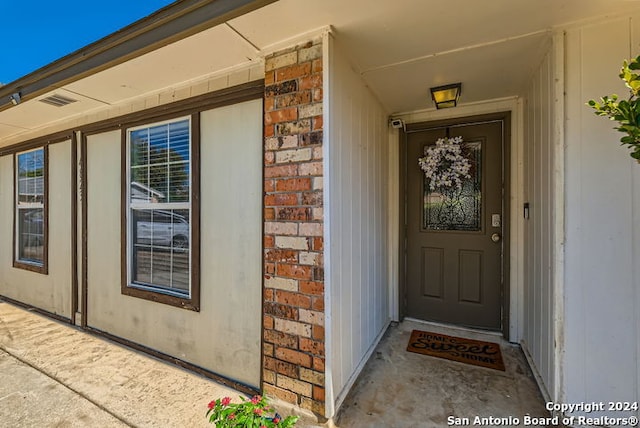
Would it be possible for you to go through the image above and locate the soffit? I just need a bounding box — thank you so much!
[0,88,106,139]
[229,0,640,114]
[2,0,640,143]
[231,0,638,72]
[63,24,259,104]
[0,24,261,143]
[362,33,551,114]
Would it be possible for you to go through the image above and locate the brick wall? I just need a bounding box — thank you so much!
[262,39,326,416]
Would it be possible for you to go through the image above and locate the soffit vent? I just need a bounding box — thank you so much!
[39,94,78,107]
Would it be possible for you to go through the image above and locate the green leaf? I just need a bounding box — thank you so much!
[630,60,640,70]
[585,55,640,160]
[621,136,634,144]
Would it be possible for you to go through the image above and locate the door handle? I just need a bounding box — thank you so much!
[491,233,501,243]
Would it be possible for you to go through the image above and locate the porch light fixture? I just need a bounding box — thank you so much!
[9,92,21,106]
[430,83,461,109]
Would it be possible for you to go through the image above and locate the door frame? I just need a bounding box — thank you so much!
[399,111,511,339]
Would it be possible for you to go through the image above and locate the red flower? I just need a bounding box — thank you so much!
[221,397,231,406]
[251,395,261,405]
[207,400,216,410]
[228,413,236,420]
[273,416,280,424]
[254,408,263,416]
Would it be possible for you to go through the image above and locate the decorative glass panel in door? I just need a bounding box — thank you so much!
[423,141,481,231]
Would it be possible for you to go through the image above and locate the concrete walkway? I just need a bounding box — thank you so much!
[1,301,552,427]
[0,301,268,428]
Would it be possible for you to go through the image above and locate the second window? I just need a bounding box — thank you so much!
[126,118,194,299]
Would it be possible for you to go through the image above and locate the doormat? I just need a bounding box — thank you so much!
[406,330,505,371]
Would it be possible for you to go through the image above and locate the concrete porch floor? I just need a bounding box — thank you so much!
[335,320,556,428]
[1,300,554,427]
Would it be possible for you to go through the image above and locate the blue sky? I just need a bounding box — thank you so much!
[0,0,176,85]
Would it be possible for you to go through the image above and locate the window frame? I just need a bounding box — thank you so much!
[121,114,200,311]
[13,146,49,274]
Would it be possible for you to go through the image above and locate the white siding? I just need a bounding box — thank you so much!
[522,43,557,399]
[564,17,640,418]
[85,100,263,387]
[0,141,73,318]
[0,67,263,149]
[326,37,390,410]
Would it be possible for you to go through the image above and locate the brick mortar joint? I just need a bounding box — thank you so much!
[268,349,326,365]
[262,300,325,309]
[263,41,326,411]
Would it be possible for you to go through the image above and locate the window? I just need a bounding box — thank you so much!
[14,147,48,273]
[123,116,200,310]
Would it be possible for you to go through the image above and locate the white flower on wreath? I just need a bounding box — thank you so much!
[418,136,471,191]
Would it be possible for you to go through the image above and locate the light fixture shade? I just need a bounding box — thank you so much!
[430,83,461,109]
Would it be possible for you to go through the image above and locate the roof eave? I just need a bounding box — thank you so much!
[0,0,275,112]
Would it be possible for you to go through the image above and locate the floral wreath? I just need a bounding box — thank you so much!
[418,136,471,191]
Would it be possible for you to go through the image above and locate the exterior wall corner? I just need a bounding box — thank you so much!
[262,37,326,417]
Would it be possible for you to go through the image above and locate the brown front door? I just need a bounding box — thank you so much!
[405,117,507,331]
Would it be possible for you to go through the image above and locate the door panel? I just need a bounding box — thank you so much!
[421,247,444,298]
[458,250,482,303]
[406,120,504,330]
